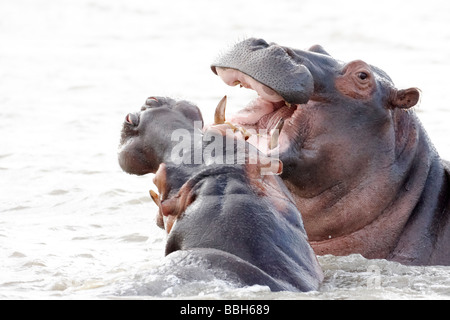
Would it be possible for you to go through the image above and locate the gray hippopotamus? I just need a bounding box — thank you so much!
[211,38,450,266]
[118,96,323,292]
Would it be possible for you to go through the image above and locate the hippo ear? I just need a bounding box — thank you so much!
[390,88,421,109]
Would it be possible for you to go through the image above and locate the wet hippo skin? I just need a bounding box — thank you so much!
[118,97,203,175]
[211,38,450,266]
[118,97,323,291]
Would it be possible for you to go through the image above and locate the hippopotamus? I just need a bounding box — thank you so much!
[119,97,204,175]
[118,96,323,292]
[210,38,450,266]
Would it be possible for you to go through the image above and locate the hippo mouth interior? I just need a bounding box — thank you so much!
[214,67,302,151]
[240,98,297,131]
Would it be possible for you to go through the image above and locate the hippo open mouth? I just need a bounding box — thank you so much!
[210,38,318,153]
[211,65,306,153]
[215,66,295,124]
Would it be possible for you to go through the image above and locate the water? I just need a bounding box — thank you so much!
[1,0,450,300]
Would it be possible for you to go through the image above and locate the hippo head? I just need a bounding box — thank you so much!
[118,96,203,175]
[211,38,421,193]
[211,38,422,244]
[145,125,322,291]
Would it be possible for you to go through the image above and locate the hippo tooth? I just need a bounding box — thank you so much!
[149,189,161,207]
[269,118,285,150]
[214,95,227,124]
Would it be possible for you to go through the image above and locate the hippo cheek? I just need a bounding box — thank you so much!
[118,139,138,173]
[118,139,156,175]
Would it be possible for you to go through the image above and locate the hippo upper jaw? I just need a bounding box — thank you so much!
[210,38,332,155]
[211,38,314,105]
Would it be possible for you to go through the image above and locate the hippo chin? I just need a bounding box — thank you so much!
[211,38,450,266]
[118,97,323,292]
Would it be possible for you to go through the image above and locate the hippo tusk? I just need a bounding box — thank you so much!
[214,95,227,124]
[213,95,253,140]
[149,189,161,207]
[269,118,285,150]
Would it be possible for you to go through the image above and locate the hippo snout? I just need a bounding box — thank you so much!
[211,38,314,104]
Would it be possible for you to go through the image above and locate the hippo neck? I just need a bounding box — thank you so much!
[289,110,436,259]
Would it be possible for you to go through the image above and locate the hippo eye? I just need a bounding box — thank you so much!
[357,72,369,80]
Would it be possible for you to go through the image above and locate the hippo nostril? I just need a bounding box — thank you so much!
[145,97,159,107]
[125,113,140,126]
[141,97,160,111]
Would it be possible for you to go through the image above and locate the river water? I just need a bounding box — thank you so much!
[1,0,450,299]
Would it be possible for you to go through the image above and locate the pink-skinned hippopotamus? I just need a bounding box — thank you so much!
[118,96,323,292]
[210,38,450,266]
